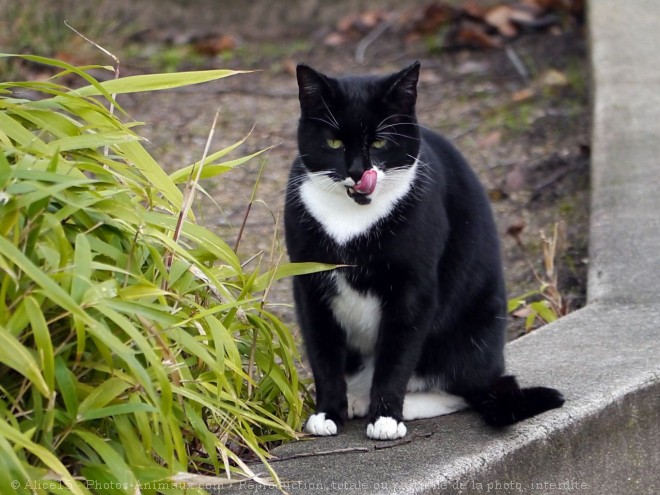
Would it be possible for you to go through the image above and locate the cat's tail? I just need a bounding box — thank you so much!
[463,375,564,427]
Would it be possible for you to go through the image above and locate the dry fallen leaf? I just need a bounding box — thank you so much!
[479,130,502,148]
[506,166,527,192]
[323,32,348,47]
[484,5,519,38]
[411,3,455,35]
[193,34,236,56]
[539,68,569,87]
[507,219,526,237]
[453,20,503,49]
[513,306,533,318]
[512,87,535,102]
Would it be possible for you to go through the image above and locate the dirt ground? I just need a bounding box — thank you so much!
[8,0,590,339]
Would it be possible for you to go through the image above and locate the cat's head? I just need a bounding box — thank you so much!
[296,62,421,206]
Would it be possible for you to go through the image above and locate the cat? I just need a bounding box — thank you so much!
[284,61,564,441]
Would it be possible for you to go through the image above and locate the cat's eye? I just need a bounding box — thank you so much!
[371,139,386,149]
[327,138,343,149]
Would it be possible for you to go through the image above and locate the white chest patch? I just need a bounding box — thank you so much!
[299,162,418,245]
[331,274,381,354]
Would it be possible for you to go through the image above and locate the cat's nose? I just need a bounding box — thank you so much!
[348,158,368,182]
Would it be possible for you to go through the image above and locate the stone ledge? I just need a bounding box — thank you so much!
[211,304,660,494]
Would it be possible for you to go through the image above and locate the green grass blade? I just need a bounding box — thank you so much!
[70,69,248,97]
[0,324,51,397]
[76,377,132,421]
[77,402,158,422]
[169,146,270,183]
[72,430,139,493]
[251,262,338,293]
[24,296,55,393]
[0,417,91,495]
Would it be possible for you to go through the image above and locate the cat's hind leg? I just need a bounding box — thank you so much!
[346,358,373,419]
[402,391,467,420]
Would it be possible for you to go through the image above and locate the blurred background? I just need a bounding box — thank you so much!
[0,0,589,337]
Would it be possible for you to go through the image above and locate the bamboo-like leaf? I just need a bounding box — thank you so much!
[0,237,154,402]
[54,356,78,419]
[0,435,33,494]
[0,112,47,154]
[45,130,139,153]
[77,402,157,422]
[24,297,55,394]
[252,261,338,293]
[92,305,173,412]
[71,233,92,304]
[0,417,90,495]
[507,297,525,313]
[169,146,270,183]
[531,300,558,325]
[0,57,307,490]
[69,69,247,97]
[9,106,80,139]
[0,145,11,187]
[114,140,183,210]
[72,430,139,493]
[169,133,250,183]
[76,378,132,421]
[0,324,51,397]
[0,53,119,107]
[112,414,147,468]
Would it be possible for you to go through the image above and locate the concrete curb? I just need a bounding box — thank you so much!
[212,1,660,493]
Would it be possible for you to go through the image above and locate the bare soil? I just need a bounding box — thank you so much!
[43,1,591,340]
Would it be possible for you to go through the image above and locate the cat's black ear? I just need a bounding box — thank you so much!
[297,64,334,115]
[384,61,421,114]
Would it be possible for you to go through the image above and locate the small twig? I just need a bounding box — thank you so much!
[355,15,397,64]
[449,122,480,141]
[505,45,530,82]
[163,108,221,287]
[373,431,434,450]
[248,207,283,397]
[271,431,434,463]
[271,447,370,463]
[64,21,120,156]
[531,163,574,199]
[234,156,268,253]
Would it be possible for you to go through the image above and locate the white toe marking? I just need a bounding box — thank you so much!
[305,413,338,436]
[402,392,467,420]
[366,416,407,440]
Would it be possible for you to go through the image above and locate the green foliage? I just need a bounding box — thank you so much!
[508,288,559,331]
[0,54,319,494]
[508,223,567,331]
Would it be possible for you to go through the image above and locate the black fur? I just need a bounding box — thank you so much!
[284,62,563,434]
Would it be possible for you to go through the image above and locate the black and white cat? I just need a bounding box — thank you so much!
[284,62,564,441]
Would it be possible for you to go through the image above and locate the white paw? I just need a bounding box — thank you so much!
[305,413,338,436]
[347,393,370,419]
[366,416,407,440]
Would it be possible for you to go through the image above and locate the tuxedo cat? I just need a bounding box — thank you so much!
[284,62,564,440]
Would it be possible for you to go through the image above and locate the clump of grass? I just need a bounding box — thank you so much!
[0,54,325,494]
[508,222,569,331]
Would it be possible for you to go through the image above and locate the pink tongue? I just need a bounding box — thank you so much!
[354,169,377,194]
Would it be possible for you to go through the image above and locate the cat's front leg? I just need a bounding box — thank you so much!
[365,292,434,440]
[294,277,349,436]
[304,371,348,436]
